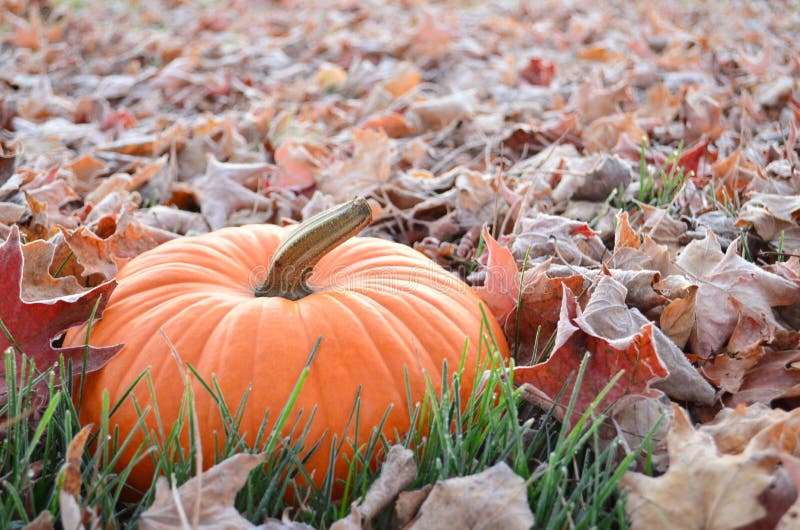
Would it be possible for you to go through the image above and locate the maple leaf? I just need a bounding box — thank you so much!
[676,230,800,357]
[61,214,175,280]
[473,228,583,362]
[622,404,782,530]
[318,129,394,202]
[520,57,555,86]
[0,226,122,399]
[574,275,714,404]
[511,213,606,266]
[193,155,275,231]
[514,282,669,426]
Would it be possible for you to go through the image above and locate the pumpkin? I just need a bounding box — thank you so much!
[65,197,509,495]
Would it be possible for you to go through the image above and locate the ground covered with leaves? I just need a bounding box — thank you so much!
[2,0,800,528]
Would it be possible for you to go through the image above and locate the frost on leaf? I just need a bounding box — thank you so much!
[514,282,669,426]
[0,227,122,402]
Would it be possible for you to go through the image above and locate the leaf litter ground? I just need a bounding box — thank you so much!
[1,0,800,528]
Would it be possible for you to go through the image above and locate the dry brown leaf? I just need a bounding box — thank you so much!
[22,511,54,530]
[737,192,800,253]
[622,404,781,530]
[512,213,606,266]
[406,463,534,530]
[614,211,640,250]
[659,285,697,349]
[318,129,394,201]
[58,426,102,530]
[676,230,800,357]
[194,155,274,231]
[21,238,85,300]
[62,217,175,280]
[408,92,474,131]
[393,485,433,528]
[381,62,420,98]
[574,275,713,404]
[582,113,646,153]
[331,446,417,530]
[139,453,265,530]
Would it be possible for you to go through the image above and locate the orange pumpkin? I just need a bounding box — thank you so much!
[65,198,508,495]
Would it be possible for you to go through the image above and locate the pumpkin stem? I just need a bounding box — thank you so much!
[255,197,372,300]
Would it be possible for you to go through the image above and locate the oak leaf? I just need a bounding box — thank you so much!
[514,282,669,425]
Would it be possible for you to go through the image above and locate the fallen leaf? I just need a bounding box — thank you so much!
[574,275,713,404]
[318,129,394,201]
[473,229,583,362]
[331,445,417,530]
[381,62,420,98]
[512,213,606,266]
[139,453,265,530]
[273,139,327,189]
[514,283,669,425]
[406,463,534,530]
[659,285,697,349]
[194,155,274,231]
[0,227,121,401]
[21,238,85,300]
[59,426,98,530]
[62,214,177,280]
[21,512,54,530]
[408,92,474,131]
[393,485,433,528]
[676,230,800,357]
[520,57,555,86]
[622,404,781,530]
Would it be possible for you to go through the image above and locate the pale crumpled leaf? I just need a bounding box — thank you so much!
[737,192,800,253]
[638,204,688,252]
[554,154,633,202]
[622,404,781,530]
[193,155,274,231]
[330,445,417,530]
[676,230,800,357]
[21,238,84,300]
[406,463,534,530]
[139,453,267,530]
[575,276,714,404]
[318,129,394,201]
[407,91,474,131]
[512,213,606,266]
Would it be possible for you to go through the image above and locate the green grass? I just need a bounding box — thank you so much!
[1,322,655,529]
[606,140,690,216]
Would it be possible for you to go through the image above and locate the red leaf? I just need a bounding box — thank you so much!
[0,227,122,399]
[520,57,555,86]
[474,226,519,322]
[474,228,584,363]
[569,223,599,238]
[514,285,668,426]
